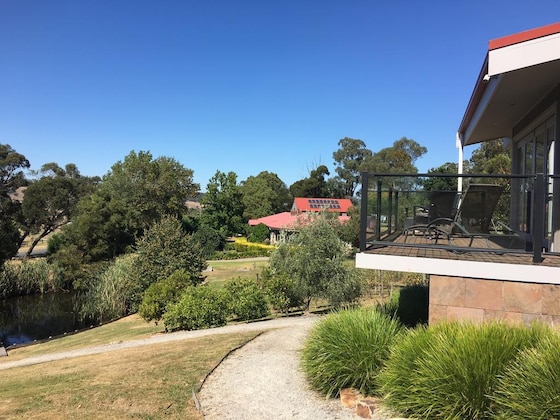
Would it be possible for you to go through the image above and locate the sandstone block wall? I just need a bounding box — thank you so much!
[429,275,560,325]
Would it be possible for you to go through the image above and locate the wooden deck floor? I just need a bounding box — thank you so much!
[365,232,560,268]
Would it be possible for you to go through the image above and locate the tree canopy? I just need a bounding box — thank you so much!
[20,163,96,257]
[58,150,199,262]
[240,171,291,220]
[0,144,30,266]
[200,170,245,237]
[289,165,330,198]
[332,137,372,197]
[363,137,427,190]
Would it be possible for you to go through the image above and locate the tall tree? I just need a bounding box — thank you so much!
[59,150,199,262]
[200,170,245,237]
[332,137,372,197]
[240,171,291,219]
[422,162,458,192]
[467,139,511,175]
[467,139,512,222]
[363,137,427,190]
[289,165,330,198]
[0,144,29,266]
[21,163,97,257]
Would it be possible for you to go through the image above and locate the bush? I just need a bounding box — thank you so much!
[163,285,228,331]
[492,332,560,419]
[302,307,404,398]
[261,268,304,313]
[132,215,206,305]
[223,277,269,321]
[138,270,196,323]
[379,321,550,419]
[247,223,269,243]
[191,225,225,258]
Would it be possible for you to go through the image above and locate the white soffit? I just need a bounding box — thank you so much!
[488,33,560,76]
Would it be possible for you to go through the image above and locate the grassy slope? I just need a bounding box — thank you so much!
[0,315,260,419]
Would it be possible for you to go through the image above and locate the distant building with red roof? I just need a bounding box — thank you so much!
[249,197,353,244]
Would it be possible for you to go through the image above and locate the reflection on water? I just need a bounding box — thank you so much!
[0,292,87,347]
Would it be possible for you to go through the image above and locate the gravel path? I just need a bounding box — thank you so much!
[198,314,362,420]
[1,314,396,419]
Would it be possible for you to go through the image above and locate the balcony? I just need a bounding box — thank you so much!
[357,173,560,281]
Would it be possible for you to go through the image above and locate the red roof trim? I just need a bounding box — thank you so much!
[489,22,560,50]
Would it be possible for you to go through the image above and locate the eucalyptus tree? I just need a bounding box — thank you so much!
[332,137,372,197]
[0,144,29,266]
[289,165,330,198]
[21,163,97,257]
[362,137,427,191]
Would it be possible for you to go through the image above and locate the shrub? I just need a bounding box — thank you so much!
[223,277,269,321]
[138,270,195,323]
[379,321,550,419]
[163,285,228,331]
[492,332,560,420]
[261,268,304,313]
[191,225,225,258]
[132,215,206,305]
[302,307,404,398]
[247,223,269,243]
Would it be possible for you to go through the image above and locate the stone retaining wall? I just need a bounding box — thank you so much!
[429,275,560,325]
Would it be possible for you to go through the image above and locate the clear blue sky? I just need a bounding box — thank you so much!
[1,1,558,190]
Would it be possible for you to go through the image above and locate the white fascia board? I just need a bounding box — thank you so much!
[355,252,560,285]
[463,75,502,144]
[488,33,560,76]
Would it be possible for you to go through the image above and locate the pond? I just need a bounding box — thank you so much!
[0,292,88,347]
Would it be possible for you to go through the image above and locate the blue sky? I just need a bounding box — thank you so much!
[1,1,558,190]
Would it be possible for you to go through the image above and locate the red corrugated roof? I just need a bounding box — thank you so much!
[249,212,349,230]
[292,197,353,213]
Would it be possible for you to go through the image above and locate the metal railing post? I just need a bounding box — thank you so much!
[376,180,382,241]
[359,172,369,252]
[388,188,393,234]
[532,173,545,263]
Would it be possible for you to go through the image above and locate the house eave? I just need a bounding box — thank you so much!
[458,22,560,147]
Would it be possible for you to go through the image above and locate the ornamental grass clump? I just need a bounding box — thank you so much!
[302,307,404,398]
[491,332,560,420]
[378,321,550,420]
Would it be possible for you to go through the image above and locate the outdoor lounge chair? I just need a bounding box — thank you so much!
[403,184,506,247]
[407,190,460,227]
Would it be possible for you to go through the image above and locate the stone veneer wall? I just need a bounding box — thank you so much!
[429,275,560,325]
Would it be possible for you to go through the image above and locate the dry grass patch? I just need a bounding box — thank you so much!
[204,258,268,287]
[0,331,260,419]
